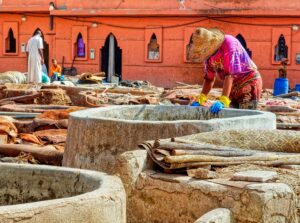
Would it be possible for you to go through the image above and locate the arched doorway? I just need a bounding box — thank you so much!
[236,34,252,58]
[100,34,122,82]
[33,28,50,70]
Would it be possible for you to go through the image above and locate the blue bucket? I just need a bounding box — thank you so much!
[274,78,289,96]
[295,84,300,92]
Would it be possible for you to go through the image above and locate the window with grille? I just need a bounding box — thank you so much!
[274,34,288,62]
[148,33,160,60]
[3,22,18,55]
[272,28,291,64]
[72,26,88,60]
[75,33,85,58]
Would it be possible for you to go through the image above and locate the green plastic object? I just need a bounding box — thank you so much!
[42,72,50,83]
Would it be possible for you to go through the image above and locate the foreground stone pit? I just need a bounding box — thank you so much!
[117,150,298,223]
[64,105,275,173]
[0,163,126,223]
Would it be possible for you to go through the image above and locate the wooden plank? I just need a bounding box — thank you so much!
[277,123,300,129]
[0,144,63,165]
[274,91,300,98]
[0,93,40,104]
[164,154,300,164]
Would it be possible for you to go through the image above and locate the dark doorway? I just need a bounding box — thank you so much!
[186,34,193,61]
[5,28,16,53]
[100,34,122,82]
[236,34,252,58]
[32,28,50,70]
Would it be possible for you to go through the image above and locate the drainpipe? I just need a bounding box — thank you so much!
[49,15,54,31]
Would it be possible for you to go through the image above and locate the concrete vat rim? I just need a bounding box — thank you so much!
[0,163,121,212]
[69,105,275,125]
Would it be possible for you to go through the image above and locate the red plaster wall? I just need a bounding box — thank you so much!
[0,4,299,88]
[2,0,300,13]
[51,0,300,11]
[2,0,49,6]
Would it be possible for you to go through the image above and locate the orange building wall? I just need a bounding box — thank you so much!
[0,0,299,88]
[5,0,295,12]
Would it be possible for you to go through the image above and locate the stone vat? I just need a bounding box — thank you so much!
[64,105,276,173]
[117,149,298,223]
[0,163,126,223]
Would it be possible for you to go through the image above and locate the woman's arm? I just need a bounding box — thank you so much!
[222,75,234,97]
[201,77,216,95]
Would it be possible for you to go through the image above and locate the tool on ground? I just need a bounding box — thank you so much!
[62,56,77,76]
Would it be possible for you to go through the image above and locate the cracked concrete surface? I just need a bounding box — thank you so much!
[195,208,234,223]
[117,150,298,223]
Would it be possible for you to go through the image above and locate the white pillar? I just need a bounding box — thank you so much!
[108,34,115,83]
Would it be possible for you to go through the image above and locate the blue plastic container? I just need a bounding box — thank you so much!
[295,84,300,92]
[273,78,289,96]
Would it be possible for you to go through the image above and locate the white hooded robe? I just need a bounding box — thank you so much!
[26,35,44,83]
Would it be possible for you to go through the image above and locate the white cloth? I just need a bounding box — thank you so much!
[26,35,44,83]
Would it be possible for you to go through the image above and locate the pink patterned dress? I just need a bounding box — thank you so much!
[205,35,262,109]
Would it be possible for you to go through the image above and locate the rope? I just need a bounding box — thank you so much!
[1,12,299,28]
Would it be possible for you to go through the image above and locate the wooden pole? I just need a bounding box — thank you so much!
[164,154,300,164]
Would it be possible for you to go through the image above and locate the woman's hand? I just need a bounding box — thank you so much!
[210,101,224,114]
[210,95,231,114]
[197,93,208,105]
[192,76,215,107]
[190,101,200,107]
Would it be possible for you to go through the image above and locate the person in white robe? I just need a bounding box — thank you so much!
[26,30,44,83]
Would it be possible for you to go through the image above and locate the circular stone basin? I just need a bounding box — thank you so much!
[0,163,126,223]
[64,105,276,173]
